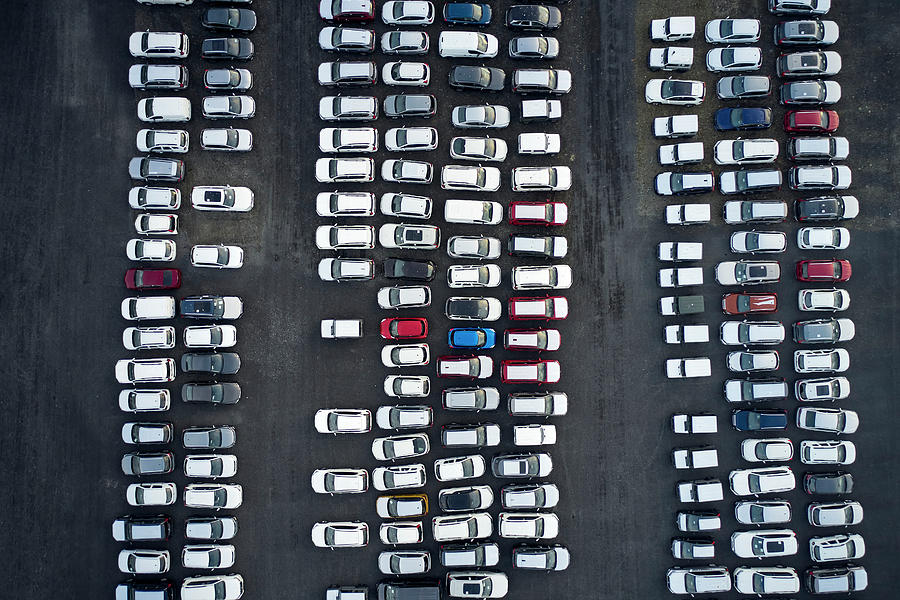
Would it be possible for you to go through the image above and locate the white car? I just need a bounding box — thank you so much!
[798,288,850,311]
[119,295,171,320]
[513,424,556,446]
[797,227,850,249]
[800,440,856,465]
[382,159,432,184]
[432,512,492,542]
[443,387,500,411]
[119,389,171,413]
[314,409,372,434]
[518,132,561,155]
[375,495,428,519]
[122,326,176,350]
[794,348,850,373]
[317,191,376,217]
[118,549,170,575]
[201,95,255,119]
[741,438,794,462]
[121,422,172,444]
[729,231,787,253]
[382,1,434,25]
[115,359,176,384]
[809,534,865,562]
[181,545,236,569]
[441,165,501,192]
[666,567,731,595]
[705,18,760,43]
[315,225,376,250]
[645,79,705,105]
[735,501,792,525]
[129,31,189,58]
[452,105,511,129]
[380,193,432,219]
[184,517,238,541]
[381,31,429,54]
[319,95,378,121]
[446,572,508,599]
[706,47,762,72]
[134,214,178,235]
[379,223,440,249]
[384,127,438,152]
[137,129,189,153]
[382,61,430,86]
[372,433,430,461]
[789,165,852,190]
[126,238,176,262]
[511,166,571,191]
[451,137,508,161]
[372,463,427,491]
[190,245,244,268]
[184,483,242,509]
[181,575,243,600]
[200,128,252,151]
[511,265,572,290]
[126,482,177,506]
[444,199,503,225]
[447,236,501,260]
[379,521,424,545]
[375,403,432,429]
[727,350,779,372]
[499,483,560,511]
[316,157,375,183]
[184,455,238,478]
[183,325,237,349]
[498,512,559,539]
[796,407,859,433]
[651,16,696,41]
[382,377,431,400]
[729,466,796,496]
[714,139,779,165]
[439,31,499,59]
[796,376,850,401]
[310,468,368,494]
[434,455,486,482]
[319,258,376,282]
[447,265,502,288]
[676,479,724,503]
[733,567,799,596]
[191,186,254,212]
[378,286,431,309]
[808,501,863,527]
[129,186,181,210]
[318,127,378,153]
[137,97,191,123]
[318,26,375,53]
[311,521,368,548]
[732,529,798,558]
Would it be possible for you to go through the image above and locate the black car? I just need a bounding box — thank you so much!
[506,5,562,30]
[449,66,506,91]
[804,472,854,495]
[384,258,436,281]
[181,353,242,375]
[384,94,436,118]
[181,382,241,405]
[714,107,773,131]
[731,409,788,431]
[201,37,254,60]
[443,3,492,25]
[115,581,173,600]
[439,487,489,512]
[201,8,257,32]
[180,296,243,319]
[794,195,859,221]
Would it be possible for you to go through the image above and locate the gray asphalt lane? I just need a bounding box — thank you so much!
[0,1,898,598]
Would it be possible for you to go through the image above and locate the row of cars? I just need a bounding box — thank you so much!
[314,2,572,598]
[648,3,868,597]
[117,2,258,600]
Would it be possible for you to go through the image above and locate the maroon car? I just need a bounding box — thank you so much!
[796,259,851,282]
[784,110,839,133]
[125,268,182,290]
[722,293,778,315]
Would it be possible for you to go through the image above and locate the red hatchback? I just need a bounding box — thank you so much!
[797,259,851,282]
[380,318,428,340]
[125,268,181,290]
[509,201,568,226]
[722,293,778,315]
[784,110,839,133]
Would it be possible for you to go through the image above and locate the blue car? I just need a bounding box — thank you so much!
[714,107,773,131]
[448,327,496,349]
[731,409,787,431]
[443,3,492,26]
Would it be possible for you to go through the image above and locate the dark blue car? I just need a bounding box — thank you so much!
[443,3,492,25]
[731,409,788,431]
[448,327,496,349]
[714,107,773,131]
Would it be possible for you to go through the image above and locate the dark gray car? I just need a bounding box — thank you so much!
[183,426,237,449]
[717,76,771,99]
[181,382,241,404]
[121,452,174,476]
[201,37,254,60]
[181,353,241,375]
[128,157,184,182]
[204,68,253,91]
[384,94,436,118]
[506,5,562,30]
[449,66,505,91]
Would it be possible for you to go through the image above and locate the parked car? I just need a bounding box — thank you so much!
[184,517,238,541]
[798,288,849,311]
[785,109,839,132]
[797,407,858,434]
[201,37,254,60]
[730,466,796,496]
[804,472,854,495]
[732,530,798,558]
[705,18,760,43]
[715,107,772,131]
[801,441,856,465]
[506,4,561,30]
[434,455,487,482]
[793,318,855,344]
[777,50,841,77]
[432,512,492,542]
[735,501,792,525]
[716,261,781,285]
[311,521,368,548]
[650,16,695,41]
[204,67,253,90]
[806,566,868,594]
[645,79,706,105]
[509,201,567,226]
[319,26,376,52]
[733,567,800,595]
[797,259,851,282]
[807,501,863,527]
[180,575,244,600]
[126,482,177,507]
[774,19,839,46]
[314,408,372,434]
[442,387,500,411]
[732,409,788,431]
[666,567,731,595]
[384,258,436,282]
[706,47,762,72]
[319,257,375,282]
[129,31,189,59]
[320,95,378,121]
[795,376,850,401]
[730,231,786,253]
[378,285,431,308]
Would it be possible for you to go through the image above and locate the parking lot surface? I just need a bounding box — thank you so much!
[0,0,898,598]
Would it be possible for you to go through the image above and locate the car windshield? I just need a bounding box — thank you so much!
[684,574,700,594]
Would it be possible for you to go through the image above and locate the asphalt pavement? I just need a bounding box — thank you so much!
[0,1,898,598]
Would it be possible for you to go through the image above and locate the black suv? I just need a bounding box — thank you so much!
[384,258,436,281]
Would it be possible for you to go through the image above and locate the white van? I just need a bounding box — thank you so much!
[438,31,499,58]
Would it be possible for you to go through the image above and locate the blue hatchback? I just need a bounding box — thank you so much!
[443,3,492,25]
[448,327,496,349]
[714,107,772,131]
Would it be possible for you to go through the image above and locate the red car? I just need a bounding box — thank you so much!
[722,293,778,315]
[508,296,569,321]
[319,0,374,22]
[797,259,851,282]
[509,201,568,226]
[125,268,181,290]
[380,318,428,340]
[784,110,839,133]
[500,360,561,384]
